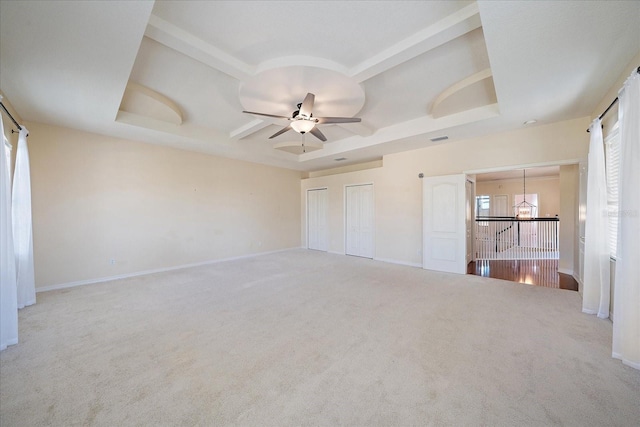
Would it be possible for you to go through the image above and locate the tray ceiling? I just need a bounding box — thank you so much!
[1,1,639,171]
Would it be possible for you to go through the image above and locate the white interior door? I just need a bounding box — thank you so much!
[307,188,328,251]
[493,194,508,216]
[423,174,467,274]
[345,184,374,258]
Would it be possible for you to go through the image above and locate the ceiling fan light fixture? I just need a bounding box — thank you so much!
[243,92,360,141]
[290,119,315,134]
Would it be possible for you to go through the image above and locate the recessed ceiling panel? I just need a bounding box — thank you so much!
[432,77,497,118]
[361,27,491,129]
[129,37,246,132]
[239,66,364,118]
[120,82,183,125]
[151,1,474,68]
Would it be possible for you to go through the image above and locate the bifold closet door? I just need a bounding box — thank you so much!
[345,184,374,258]
[307,188,328,251]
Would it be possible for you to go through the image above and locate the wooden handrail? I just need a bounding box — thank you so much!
[476,216,559,222]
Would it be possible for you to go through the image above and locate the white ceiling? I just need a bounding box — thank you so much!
[475,166,559,182]
[1,1,639,172]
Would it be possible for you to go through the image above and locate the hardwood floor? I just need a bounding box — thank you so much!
[467,259,579,291]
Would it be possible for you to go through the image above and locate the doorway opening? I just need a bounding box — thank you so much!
[468,165,576,289]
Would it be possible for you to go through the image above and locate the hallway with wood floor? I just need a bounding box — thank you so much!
[467,259,579,290]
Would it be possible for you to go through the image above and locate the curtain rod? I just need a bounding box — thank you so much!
[587,66,640,133]
[0,101,24,134]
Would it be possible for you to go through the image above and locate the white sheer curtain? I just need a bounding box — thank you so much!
[12,126,35,308]
[0,110,19,351]
[612,69,640,370]
[582,118,610,319]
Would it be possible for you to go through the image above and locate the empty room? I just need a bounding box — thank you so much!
[1,1,639,426]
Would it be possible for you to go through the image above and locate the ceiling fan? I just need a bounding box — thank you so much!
[242,93,361,142]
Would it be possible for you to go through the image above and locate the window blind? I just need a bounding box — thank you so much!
[604,125,620,257]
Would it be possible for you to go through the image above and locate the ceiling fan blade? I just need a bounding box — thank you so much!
[299,93,315,118]
[316,117,362,124]
[309,127,327,142]
[243,110,290,120]
[268,125,292,139]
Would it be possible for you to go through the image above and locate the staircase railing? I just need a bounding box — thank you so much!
[475,216,559,260]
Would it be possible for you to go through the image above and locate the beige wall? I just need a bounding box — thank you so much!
[302,117,589,267]
[476,176,560,218]
[27,122,302,288]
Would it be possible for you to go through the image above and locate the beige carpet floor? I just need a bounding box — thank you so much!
[1,249,639,426]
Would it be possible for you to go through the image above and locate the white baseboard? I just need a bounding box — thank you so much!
[309,250,422,268]
[0,338,18,351]
[374,257,422,268]
[558,268,573,275]
[36,247,301,293]
[612,354,640,371]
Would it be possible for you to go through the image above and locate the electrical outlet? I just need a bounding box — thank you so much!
[109,259,116,265]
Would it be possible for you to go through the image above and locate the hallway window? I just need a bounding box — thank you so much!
[476,195,490,217]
